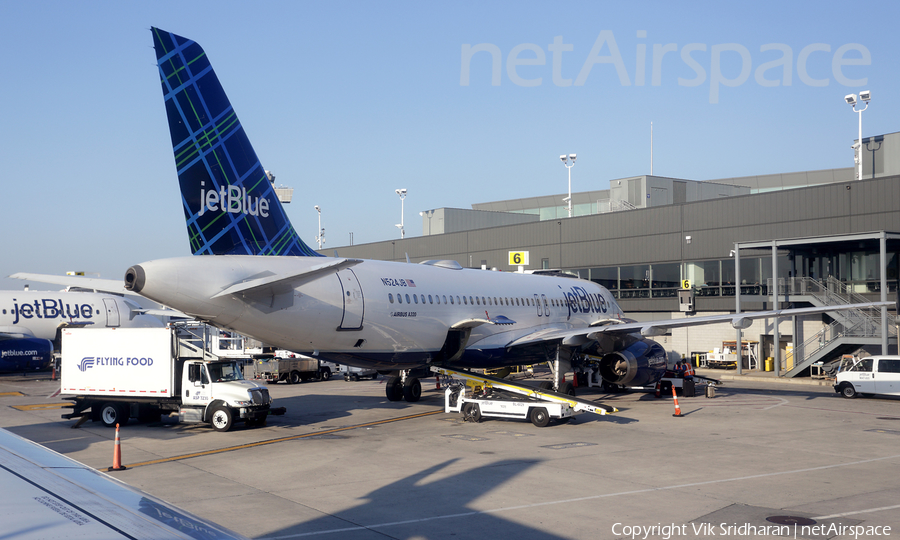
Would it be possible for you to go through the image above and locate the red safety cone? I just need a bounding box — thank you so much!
[671,385,683,417]
[435,376,441,390]
[655,382,661,398]
[108,423,127,471]
[51,363,56,381]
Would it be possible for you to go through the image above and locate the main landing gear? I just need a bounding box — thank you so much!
[385,368,428,402]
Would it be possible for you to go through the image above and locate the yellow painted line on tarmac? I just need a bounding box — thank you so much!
[0,392,25,397]
[117,409,443,470]
[12,403,70,411]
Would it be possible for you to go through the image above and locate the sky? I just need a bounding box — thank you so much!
[2,1,898,291]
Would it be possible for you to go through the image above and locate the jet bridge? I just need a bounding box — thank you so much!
[430,366,617,425]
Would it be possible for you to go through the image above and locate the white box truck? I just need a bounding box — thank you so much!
[61,327,277,432]
[834,355,900,398]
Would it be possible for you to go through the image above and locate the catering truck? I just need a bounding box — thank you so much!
[60,327,275,432]
[835,355,900,398]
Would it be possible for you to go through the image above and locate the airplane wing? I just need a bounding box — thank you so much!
[0,427,249,540]
[211,258,363,299]
[503,301,895,348]
[9,272,128,295]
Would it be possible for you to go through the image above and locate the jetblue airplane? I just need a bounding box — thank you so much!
[124,28,889,402]
[0,288,164,372]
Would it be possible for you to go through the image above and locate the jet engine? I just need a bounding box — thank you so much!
[0,337,53,372]
[596,338,667,388]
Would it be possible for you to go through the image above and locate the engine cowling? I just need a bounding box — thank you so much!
[597,338,667,387]
[0,337,53,372]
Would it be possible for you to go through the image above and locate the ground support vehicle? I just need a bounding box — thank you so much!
[431,366,616,427]
[342,364,378,381]
[835,355,900,398]
[250,356,329,383]
[60,327,280,432]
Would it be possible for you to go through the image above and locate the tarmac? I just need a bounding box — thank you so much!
[2,370,899,540]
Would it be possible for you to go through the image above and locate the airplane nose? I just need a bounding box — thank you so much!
[124,265,145,293]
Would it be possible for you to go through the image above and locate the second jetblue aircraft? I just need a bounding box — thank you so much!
[126,28,887,402]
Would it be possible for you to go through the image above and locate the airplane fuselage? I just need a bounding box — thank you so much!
[127,256,626,370]
[0,290,163,342]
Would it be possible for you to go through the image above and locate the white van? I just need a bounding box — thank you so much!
[834,356,900,398]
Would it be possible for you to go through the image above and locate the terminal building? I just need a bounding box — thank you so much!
[327,131,900,378]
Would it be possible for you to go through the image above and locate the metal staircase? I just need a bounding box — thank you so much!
[769,277,895,377]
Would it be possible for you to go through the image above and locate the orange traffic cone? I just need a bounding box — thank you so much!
[108,423,127,471]
[671,385,683,417]
[654,382,661,398]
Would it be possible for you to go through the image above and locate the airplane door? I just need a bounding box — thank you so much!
[103,299,120,327]
[337,269,364,330]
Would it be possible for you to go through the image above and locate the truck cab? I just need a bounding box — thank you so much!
[182,359,272,431]
[835,356,900,398]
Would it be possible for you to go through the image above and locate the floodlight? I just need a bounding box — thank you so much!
[859,90,871,101]
[845,94,857,105]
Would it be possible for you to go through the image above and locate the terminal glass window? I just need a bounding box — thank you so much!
[620,265,650,298]
[591,267,618,290]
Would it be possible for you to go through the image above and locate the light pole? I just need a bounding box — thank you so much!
[420,210,434,236]
[314,205,324,249]
[395,188,407,239]
[560,153,576,217]
[845,90,871,180]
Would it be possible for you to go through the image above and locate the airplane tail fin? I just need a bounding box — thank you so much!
[151,28,321,257]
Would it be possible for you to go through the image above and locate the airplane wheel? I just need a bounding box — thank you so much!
[385,376,404,401]
[403,378,422,402]
[539,381,553,391]
[840,383,857,399]
[530,407,550,428]
[560,382,575,397]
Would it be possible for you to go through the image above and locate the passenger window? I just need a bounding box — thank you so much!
[457,296,461,304]
[443,295,447,304]
[463,296,468,305]
[476,297,480,305]
[469,296,474,305]
[398,294,403,304]
[879,359,900,373]
[414,295,418,304]
[406,294,411,304]
[389,293,394,303]
[429,295,433,304]
[450,296,454,304]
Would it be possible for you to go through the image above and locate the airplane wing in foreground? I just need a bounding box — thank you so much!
[0,428,249,540]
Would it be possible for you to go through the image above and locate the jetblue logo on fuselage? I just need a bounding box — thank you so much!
[564,286,609,318]
[8,298,94,325]
[198,182,270,218]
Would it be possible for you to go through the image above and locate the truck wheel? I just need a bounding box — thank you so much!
[385,376,403,401]
[210,406,234,432]
[351,373,360,382]
[530,407,550,428]
[100,402,128,428]
[539,381,553,391]
[840,383,857,399]
[289,371,301,384]
[319,368,331,381]
[403,378,422,402]
[470,403,482,423]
